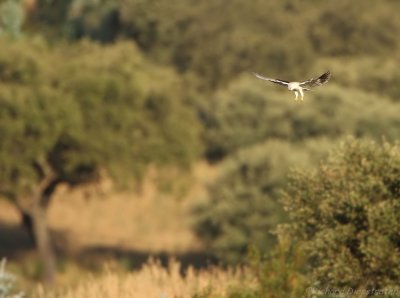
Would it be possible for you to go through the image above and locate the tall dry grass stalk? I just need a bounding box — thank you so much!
[35,258,255,298]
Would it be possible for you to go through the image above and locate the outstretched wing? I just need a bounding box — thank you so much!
[253,72,290,87]
[300,71,331,88]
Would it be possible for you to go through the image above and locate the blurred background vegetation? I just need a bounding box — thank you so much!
[1,0,400,296]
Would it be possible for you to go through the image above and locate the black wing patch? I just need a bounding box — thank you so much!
[300,71,331,88]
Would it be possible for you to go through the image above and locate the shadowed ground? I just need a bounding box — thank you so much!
[0,163,216,283]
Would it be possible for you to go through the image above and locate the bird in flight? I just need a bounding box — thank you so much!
[253,71,331,101]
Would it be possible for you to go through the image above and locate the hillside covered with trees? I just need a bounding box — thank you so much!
[1,0,400,297]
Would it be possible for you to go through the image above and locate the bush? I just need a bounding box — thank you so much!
[280,138,400,290]
[221,236,307,298]
[194,139,326,264]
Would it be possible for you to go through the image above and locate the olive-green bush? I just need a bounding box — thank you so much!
[224,240,307,298]
[194,139,327,264]
[280,138,400,290]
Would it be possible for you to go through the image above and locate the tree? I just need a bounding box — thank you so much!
[280,138,400,290]
[0,38,201,283]
[0,41,83,283]
[0,83,84,285]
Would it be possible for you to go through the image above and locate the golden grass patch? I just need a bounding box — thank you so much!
[35,258,254,298]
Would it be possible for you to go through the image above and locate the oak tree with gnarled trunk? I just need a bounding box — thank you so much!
[0,39,201,284]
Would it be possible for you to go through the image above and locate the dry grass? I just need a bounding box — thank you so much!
[0,162,216,255]
[35,259,255,298]
[0,162,224,292]
[46,166,204,254]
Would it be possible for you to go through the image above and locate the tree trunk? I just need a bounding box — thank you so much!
[31,201,57,285]
[18,160,61,284]
[20,210,36,245]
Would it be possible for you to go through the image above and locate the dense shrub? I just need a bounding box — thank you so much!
[194,139,327,264]
[226,240,307,298]
[280,139,400,290]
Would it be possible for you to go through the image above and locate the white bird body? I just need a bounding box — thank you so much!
[253,71,331,101]
[287,82,303,101]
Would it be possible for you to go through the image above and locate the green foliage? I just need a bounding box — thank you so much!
[0,38,202,198]
[280,138,400,290]
[308,1,400,56]
[202,75,400,160]
[223,238,307,298]
[119,0,314,89]
[315,57,400,102]
[194,139,324,264]
[0,38,84,195]
[251,242,306,298]
[3,0,400,291]
[118,0,400,90]
[0,0,24,38]
[22,1,400,92]
[57,41,202,181]
[67,0,119,42]
[25,0,72,39]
